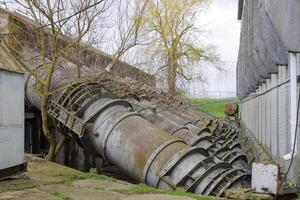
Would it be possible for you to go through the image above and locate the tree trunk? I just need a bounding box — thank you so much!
[167,59,177,96]
[40,92,56,160]
[77,63,81,79]
[168,75,176,95]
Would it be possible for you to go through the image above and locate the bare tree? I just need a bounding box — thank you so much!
[0,0,111,160]
[63,0,112,78]
[105,0,149,72]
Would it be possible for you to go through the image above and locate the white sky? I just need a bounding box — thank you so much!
[6,0,241,98]
[98,0,241,98]
[187,0,240,98]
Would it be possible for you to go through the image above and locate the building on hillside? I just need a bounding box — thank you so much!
[237,0,300,190]
[0,42,26,179]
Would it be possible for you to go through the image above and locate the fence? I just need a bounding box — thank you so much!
[186,90,236,99]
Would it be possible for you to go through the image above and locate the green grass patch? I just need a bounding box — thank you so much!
[50,190,73,200]
[225,188,273,200]
[123,183,216,200]
[63,168,114,185]
[188,98,240,118]
[50,191,64,197]
[128,183,159,194]
[93,185,106,190]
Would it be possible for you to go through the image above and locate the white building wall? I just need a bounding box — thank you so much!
[0,69,24,170]
[270,73,278,159]
[241,62,300,185]
[241,65,291,158]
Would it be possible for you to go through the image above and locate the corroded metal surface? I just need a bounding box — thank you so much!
[224,103,239,117]
[0,8,252,195]
[44,82,250,197]
[129,99,250,173]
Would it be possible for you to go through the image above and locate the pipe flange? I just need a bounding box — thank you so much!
[197,127,211,135]
[204,169,244,196]
[142,138,186,183]
[217,172,250,197]
[85,99,133,123]
[171,126,189,136]
[157,147,209,188]
[186,161,231,194]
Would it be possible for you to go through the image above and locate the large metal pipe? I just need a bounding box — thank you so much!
[138,107,214,150]
[1,11,252,195]
[45,83,250,196]
[129,99,250,173]
[173,109,251,173]
[22,47,250,196]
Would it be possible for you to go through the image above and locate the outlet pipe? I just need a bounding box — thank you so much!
[45,83,250,196]
[129,99,250,173]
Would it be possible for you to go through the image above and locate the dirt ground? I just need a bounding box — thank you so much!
[0,155,211,200]
[0,155,278,200]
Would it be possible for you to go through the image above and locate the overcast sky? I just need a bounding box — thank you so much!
[187,0,240,98]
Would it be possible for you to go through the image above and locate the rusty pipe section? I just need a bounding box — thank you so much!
[45,83,250,196]
[165,108,250,173]
[129,99,250,173]
[137,107,214,150]
[168,108,251,173]
[81,98,186,181]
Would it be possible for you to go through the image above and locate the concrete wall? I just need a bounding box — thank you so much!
[0,69,24,170]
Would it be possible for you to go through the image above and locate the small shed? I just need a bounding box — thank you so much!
[0,42,26,179]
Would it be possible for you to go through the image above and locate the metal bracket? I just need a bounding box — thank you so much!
[47,100,85,137]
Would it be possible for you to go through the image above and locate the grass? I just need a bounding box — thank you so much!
[225,188,273,200]
[63,168,114,185]
[0,157,114,193]
[122,183,216,200]
[93,185,106,190]
[50,190,73,200]
[0,156,217,200]
[188,98,240,118]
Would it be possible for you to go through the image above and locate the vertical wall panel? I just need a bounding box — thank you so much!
[286,65,291,154]
[286,66,291,150]
[255,90,259,138]
[258,85,262,143]
[271,74,278,159]
[278,66,288,158]
[262,83,266,146]
[265,79,272,153]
